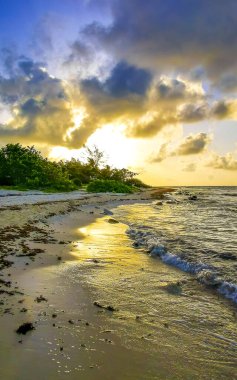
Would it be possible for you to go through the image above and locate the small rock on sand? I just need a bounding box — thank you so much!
[93,301,117,311]
[104,209,113,216]
[35,295,48,303]
[16,322,35,335]
[107,218,119,224]
[92,259,100,263]
[188,195,197,201]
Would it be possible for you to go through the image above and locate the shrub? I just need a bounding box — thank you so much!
[0,143,75,192]
[87,179,134,193]
[0,143,149,192]
[125,178,150,188]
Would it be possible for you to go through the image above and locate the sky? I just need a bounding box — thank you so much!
[0,0,237,185]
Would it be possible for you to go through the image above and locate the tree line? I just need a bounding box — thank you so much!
[0,143,148,193]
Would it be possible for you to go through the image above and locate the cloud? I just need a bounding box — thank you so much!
[155,77,204,101]
[149,143,168,163]
[215,74,237,93]
[178,103,208,123]
[150,132,211,162]
[0,55,154,147]
[183,163,197,172]
[0,55,87,148]
[211,100,232,119]
[126,112,177,138]
[63,39,98,79]
[207,153,237,170]
[176,133,211,155]
[77,60,153,136]
[80,70,207,139]
[80,64,237,139]
[0,50,236,151]
[81,61,152,98]
[29,15,54,58]
[104,61,152,97]
[65,40,91,65]
[82,0,237,81]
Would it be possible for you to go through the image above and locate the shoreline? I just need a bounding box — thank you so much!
[0,187,236,380]
[0,189,179,380]
[0,188,174,379]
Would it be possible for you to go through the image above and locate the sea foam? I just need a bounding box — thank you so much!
[127,226,237,304]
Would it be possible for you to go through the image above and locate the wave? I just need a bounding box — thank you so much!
[127,226,237,304]
[218,282,237,303]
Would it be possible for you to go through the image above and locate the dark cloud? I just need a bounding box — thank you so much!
[82,0,237,80]
[60,1,237,141]
[215,74,237,93]
[66,40,91,63]
[178,103,208,123]
[157,79,186,100]
[0,56,65,106]
[176,133,211,155]
[63,40,93,77]
[126,112,177,138]
[189,66,206,82]
[156,78,200,101]
[104,61,152,97]
[0,48,236,150]
[0,55,84,147]
[20,98,45,116]
[81,61,152,98]
[150,133,211,163]
[18,57,47,80]
[77,61,152,137]
[212,101,231,119]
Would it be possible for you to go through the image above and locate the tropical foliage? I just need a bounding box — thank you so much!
[87,179,134,193]
[0,143,148,192]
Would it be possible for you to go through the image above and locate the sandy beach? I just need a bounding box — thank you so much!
[0,188,176,380]
[0,187,237,380]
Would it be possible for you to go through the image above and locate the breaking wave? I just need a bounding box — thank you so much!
[127,226,237,304]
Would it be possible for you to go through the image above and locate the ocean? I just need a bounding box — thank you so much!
[115,186,237,304]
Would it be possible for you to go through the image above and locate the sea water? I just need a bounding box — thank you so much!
[115,187,237,303]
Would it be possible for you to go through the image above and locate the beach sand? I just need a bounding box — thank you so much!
[0,188,179,380]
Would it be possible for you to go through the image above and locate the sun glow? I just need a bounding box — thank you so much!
[50,121,139,168]
[63,107,86,142]
[87,123,138,168]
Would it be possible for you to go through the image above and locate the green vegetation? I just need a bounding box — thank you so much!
[0,144,75,191]
[87,179,134,193]
[0,143,149,193]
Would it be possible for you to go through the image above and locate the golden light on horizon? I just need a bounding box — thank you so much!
[87,123,138,168]
[50,121,139,169]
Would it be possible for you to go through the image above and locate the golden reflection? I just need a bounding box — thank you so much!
[71,218,128,261]
[77,225,107,237]
[78,227,88,236]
